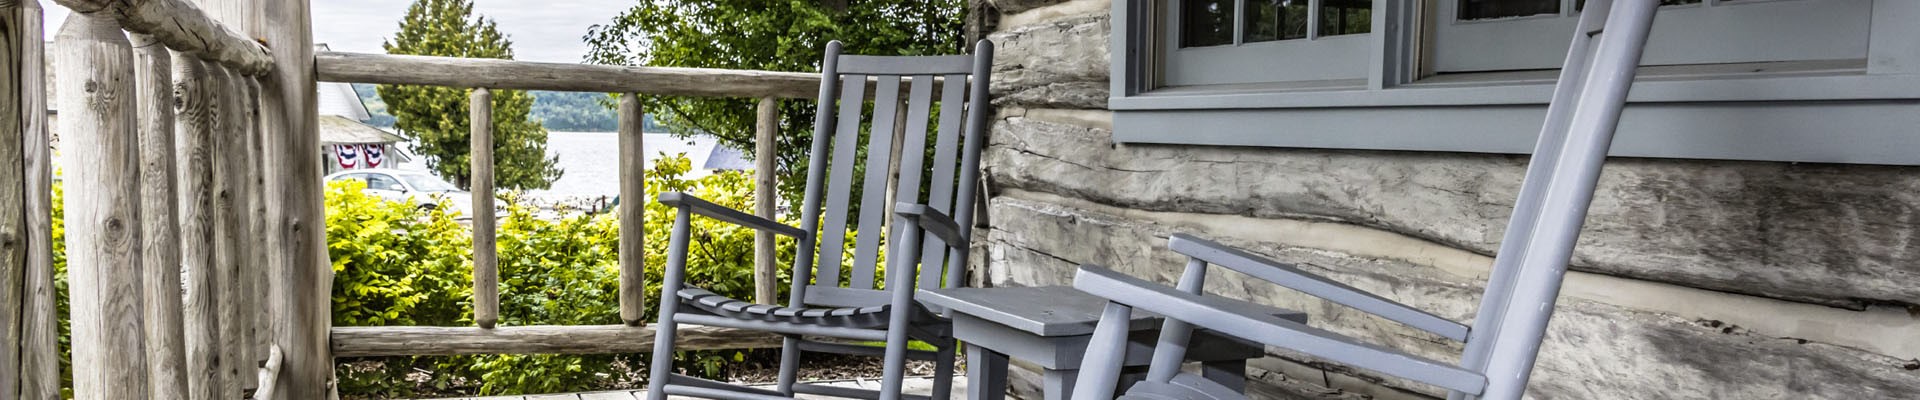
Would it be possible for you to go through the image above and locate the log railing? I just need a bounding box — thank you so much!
[316,51,809,357]
[9,0,329,398]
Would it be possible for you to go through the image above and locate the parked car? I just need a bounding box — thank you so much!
[324,169,478,219]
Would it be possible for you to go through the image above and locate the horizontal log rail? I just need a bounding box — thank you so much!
[330,325,784,357]
[316,52,821,98]
[52,0,273,75]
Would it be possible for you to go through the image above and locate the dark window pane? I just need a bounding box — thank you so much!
[1576,0,1702,11]
[1319,0,1372,36]
[1247,0,1310,43]
[1182,0,1236,48]
[1458,0,1559,21]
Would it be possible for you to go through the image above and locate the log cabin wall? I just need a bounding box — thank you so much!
[973,0,1920,399]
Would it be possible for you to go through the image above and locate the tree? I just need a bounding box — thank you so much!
[379,0,561,190]
[583,0,966,207]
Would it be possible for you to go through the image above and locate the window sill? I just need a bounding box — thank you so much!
[1113,60,1917,111]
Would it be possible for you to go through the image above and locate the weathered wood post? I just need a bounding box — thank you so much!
[470,88,499,329]
[618,93,646,324]
[202,0,264,377]
[173,55,228,400]
[260,0,332,395]
[753,97,779,305]
[56,11,154,399]
[0,0,30,396]
[246,78,271,365]
[132,32,190,400]
[17,1,64,398]
[210,64,249,399]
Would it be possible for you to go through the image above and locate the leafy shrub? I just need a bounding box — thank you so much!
[40,154,872,397]
[330,154,866,396]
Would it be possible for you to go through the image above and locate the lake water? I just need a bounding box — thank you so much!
[393,131,731,200]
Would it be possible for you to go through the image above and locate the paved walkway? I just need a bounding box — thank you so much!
[422,376,966,400]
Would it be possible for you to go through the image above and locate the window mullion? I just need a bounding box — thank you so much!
[1308,0,1322,40]
[1235,0,1247,45]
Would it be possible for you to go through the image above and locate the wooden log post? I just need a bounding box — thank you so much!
[55,12,153,399]
[172,54,227,400]
[210,65,248,399]
[49,0,272,75]
[18,1,64,398]
[470,88,498,329]
[260,0,331,395]
[752,97,778,305]
[200,0,264,379]
[247,77,270,366]
[617,93,645,325]
[131,32,190,400]
[1,0,29,396]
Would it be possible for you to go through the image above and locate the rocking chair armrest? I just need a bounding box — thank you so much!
[893,203,966,248]
[1168,234,1470,342]
[659,192,805,238]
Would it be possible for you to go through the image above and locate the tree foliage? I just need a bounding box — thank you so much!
[583,0,967,207]
[378,0,561,190]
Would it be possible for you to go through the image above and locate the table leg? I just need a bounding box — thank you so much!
[1042,369,1078,400]
[967,344,1010,400]
[1201,360,1248,393]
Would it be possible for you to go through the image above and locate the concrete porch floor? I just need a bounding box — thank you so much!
[419,376,967,400]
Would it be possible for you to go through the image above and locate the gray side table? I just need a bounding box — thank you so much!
[921,286,1307,400]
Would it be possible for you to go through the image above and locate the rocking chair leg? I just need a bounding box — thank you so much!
[932,343,957,400]
[647,208,695,400]
[878,227,926,400]
[777,336,803,396]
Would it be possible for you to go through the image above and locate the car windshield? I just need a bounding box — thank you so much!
[397,173,461,192]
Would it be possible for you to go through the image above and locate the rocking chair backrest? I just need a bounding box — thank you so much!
[790,40,994,308]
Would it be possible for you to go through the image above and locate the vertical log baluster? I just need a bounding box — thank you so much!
[0,0,29,395]
[617,93,646,325]
[209,64,247,399]
[471,88,498,329]
[173,54,227,400]
[260,0,330,393]
[131,32,190,400]
[247,77,270,367]
[18,1,65,398]
[752,97,778,305]
[56,11,154,399]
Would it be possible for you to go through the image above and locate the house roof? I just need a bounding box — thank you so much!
[319,115,405,144]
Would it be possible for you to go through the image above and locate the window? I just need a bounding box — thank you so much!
[365,174,405,192]
[1432,0,1869,73]
[1108,0,1920,165]
[1161,0,1374,87]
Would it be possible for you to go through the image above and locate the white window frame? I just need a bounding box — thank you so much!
[1108,0,1920,166]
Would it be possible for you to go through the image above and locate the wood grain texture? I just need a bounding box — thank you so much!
[171,54,225,400]
[616,93,646,326]
[18,2,63,398]
[752,97,778,305]
[50,0,271,74]
[56,12,154,399]
[259,0,330,395]
[246,77,270,366]
[316,52,821,99]
[131,32,190,400]
[209,65,247,400]
[330,325,783,357]
[0,0,29,396]
[470,87,499,330]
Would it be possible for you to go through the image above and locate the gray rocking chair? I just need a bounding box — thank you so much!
[647,40,995,400]
[1066,1,1660,399]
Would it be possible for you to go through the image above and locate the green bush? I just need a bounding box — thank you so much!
[329,154,868,396]
[40,154,869,397]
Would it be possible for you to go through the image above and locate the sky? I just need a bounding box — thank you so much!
[40,0,636,63]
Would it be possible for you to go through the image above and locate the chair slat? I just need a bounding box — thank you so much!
[850,75,903,289]
[893,76,947,288]
[917,74,969,287]
[814,74,869,287]
[837,54,975,75]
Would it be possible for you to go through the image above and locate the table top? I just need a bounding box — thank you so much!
[922,286,1273,337]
